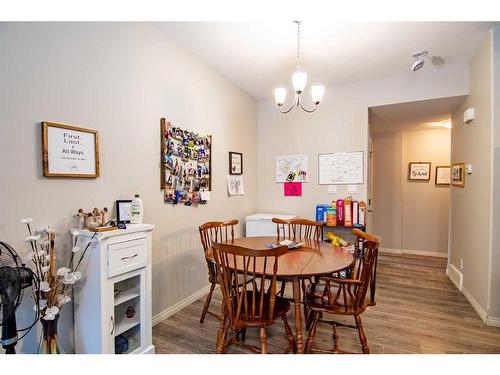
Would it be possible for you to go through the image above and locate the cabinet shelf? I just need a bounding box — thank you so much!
[115,319,140,337]
[114,289,140,306]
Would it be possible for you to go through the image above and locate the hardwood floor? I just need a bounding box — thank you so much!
[153,253,500,354]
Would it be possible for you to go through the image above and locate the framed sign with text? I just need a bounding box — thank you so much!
[42,121,100,178]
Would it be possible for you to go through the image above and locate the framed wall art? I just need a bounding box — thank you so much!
[229,152,243,175]
[408,162,431,181]
[160,118,212,206]
[435,166,451,186]
[42,121,99,178]
[451,162,465,188]
[116,200,132,223]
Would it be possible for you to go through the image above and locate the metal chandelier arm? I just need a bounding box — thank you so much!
[299,100,318,113]
[277,102,295,114]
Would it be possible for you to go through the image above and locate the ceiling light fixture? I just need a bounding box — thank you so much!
[411,50,428,72]
[274,21,325,114]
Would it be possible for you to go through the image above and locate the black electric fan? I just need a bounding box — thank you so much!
[0,241,39,354]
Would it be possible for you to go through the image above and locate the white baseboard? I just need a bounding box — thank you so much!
[446,263,463,291]
[486,316,500,327]
[379,247,448,258]
[462,287,488,324]
[152,284,212,326]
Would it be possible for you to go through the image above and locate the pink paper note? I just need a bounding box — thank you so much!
[284,182,302,197]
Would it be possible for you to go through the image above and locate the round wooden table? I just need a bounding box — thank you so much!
[215,236,355,354]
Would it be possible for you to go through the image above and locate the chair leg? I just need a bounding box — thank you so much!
[332,323,338,350]
[279,280,287,297]
[281,315,296,353]
[241,327,246,341]
[305,311,319,353]
[200,281,216,323]
[216,316,229,354]
[354,315,370,354]
[259,327,267,354]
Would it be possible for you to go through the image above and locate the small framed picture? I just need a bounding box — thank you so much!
[408,162,431,181]
[451,162,465,188]
[42,121,99,178]
[116,200,132,223]
[435,166,451,185]
[229,151,243,175]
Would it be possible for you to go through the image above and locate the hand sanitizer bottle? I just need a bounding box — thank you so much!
[130,194,143,224]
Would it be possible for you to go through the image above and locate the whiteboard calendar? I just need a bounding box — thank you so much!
[318,151,364,185]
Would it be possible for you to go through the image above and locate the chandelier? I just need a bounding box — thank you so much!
[274,21,325,114]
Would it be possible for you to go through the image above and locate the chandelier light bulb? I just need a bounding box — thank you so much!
[311,85,325,105]
[292,70,307,94]
[274,88,287,106]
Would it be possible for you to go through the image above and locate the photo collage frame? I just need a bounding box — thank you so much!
[160,118,212,206]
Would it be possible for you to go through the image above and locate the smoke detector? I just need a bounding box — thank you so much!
[411,50,428,72]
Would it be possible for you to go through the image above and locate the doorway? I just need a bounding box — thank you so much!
[368,96,465,257]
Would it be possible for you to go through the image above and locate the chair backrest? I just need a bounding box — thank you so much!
[272,218,322,241]
[352,240,379,311]
[211,242,288,327]
[199,220,239,252]
[351,228,380,276]
[198,220,238,283]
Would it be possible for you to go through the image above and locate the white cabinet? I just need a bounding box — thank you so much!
[74,224,154,354]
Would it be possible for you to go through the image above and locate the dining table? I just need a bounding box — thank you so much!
[210,236,355,354]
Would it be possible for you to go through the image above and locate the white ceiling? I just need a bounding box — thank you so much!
[155,22,498,99]
[369,96,467,134]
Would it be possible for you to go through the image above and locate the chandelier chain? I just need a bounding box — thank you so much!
[296,21,301,70]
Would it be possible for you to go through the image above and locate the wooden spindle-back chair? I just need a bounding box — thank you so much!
[272,218,322,241]
[198,220,238,323]
[271,218,323,299]
[212,242,296,354]
[304,240,379,354]
[351,228,381,306]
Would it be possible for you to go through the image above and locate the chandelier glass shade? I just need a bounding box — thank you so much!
[274,22,325,114]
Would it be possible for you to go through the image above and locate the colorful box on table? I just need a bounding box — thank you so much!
[315,204,330,222]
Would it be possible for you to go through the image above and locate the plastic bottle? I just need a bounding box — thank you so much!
[130,193,144,224]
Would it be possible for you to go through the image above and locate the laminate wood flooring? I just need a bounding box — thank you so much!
[153,253,500,354]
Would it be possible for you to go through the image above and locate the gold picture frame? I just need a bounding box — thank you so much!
[451,162,465,188]
[42,121,100,178]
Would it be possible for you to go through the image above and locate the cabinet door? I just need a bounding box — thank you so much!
[108,268,147,354]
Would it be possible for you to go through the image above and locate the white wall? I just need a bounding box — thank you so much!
[449,31,493,318]
[489,26,500,319]
[256,64,468,226]
[372,128,450,254]
[0,22,258,353]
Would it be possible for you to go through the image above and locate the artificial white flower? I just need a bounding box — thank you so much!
[21,218,33,224]
[41,265,50,273]
[71,246,80,253]
[70,229,80,236]
[57,294,71,306]
[57,267,71,277]
[44,312,55,320]
[72,271,82,282]
[39,281,51,292]
[25,234,41,242]
[46,306,59,315]
[62,275,75,285]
